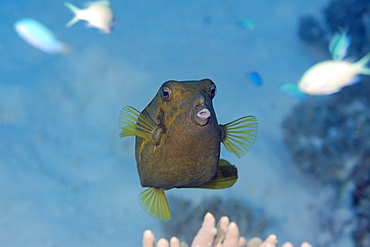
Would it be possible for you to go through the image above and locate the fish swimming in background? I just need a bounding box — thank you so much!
[298,52,370,95]
[237,18,256,30]
[248,71,263,86]
[64,0,115,34]
[329,27,351,61]
[14,18,68,54]
[119,79,258,221]
[280,82,308,100]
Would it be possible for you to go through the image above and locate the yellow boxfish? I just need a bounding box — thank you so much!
[119,79,258,221]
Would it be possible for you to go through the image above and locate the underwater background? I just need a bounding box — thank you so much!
[1,0,369,246]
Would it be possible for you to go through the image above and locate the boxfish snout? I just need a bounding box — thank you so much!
[192,95,212,126]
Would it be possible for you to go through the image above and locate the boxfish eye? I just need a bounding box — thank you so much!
[209,84,216,98]
[162,87,171,100]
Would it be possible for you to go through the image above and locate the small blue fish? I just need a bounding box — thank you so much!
[237,18,256,30]
[280,82,308,100]
[248,71,263,86]
[329,27,351,61]
[14,18,67,54]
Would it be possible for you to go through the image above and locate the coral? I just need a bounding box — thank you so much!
[352,159,370,246]
[298,16,326,45]
[161,196,271,244]
[287,3,370,243]
[312,184,357,246]
[283,78,370,246]
[283,89,368,183]
[286,9,370,242]
[142,212,311,247]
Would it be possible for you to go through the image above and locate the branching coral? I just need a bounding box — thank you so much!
[142,212,311,247]
[162,196,271,244]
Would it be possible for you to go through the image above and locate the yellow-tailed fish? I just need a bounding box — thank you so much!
[298,53,370,95]
[119,79,258,221]
[14,18,68,54]
[329,27,351,61]
[64,0,115,34]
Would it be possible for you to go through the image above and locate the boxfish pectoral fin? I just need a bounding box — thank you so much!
[119,105,159,142]
[187,159,238,190]
[139,187,172,221]
[219,115,258,158]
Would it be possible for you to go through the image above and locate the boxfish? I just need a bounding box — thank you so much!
[119,79,258,221]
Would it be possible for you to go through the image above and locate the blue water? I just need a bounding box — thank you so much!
[2,1,358,246]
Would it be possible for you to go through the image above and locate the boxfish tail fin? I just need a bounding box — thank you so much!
[119,106,157,141]
[220,116,258,158]
[192,159,238,189]
[139,188,172,222]
[64,2,81,28]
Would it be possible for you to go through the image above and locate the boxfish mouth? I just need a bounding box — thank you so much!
[193,106,211,126]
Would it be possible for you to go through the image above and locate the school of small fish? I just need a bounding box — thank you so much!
[14,0,115,54]
[241,27,367,98]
